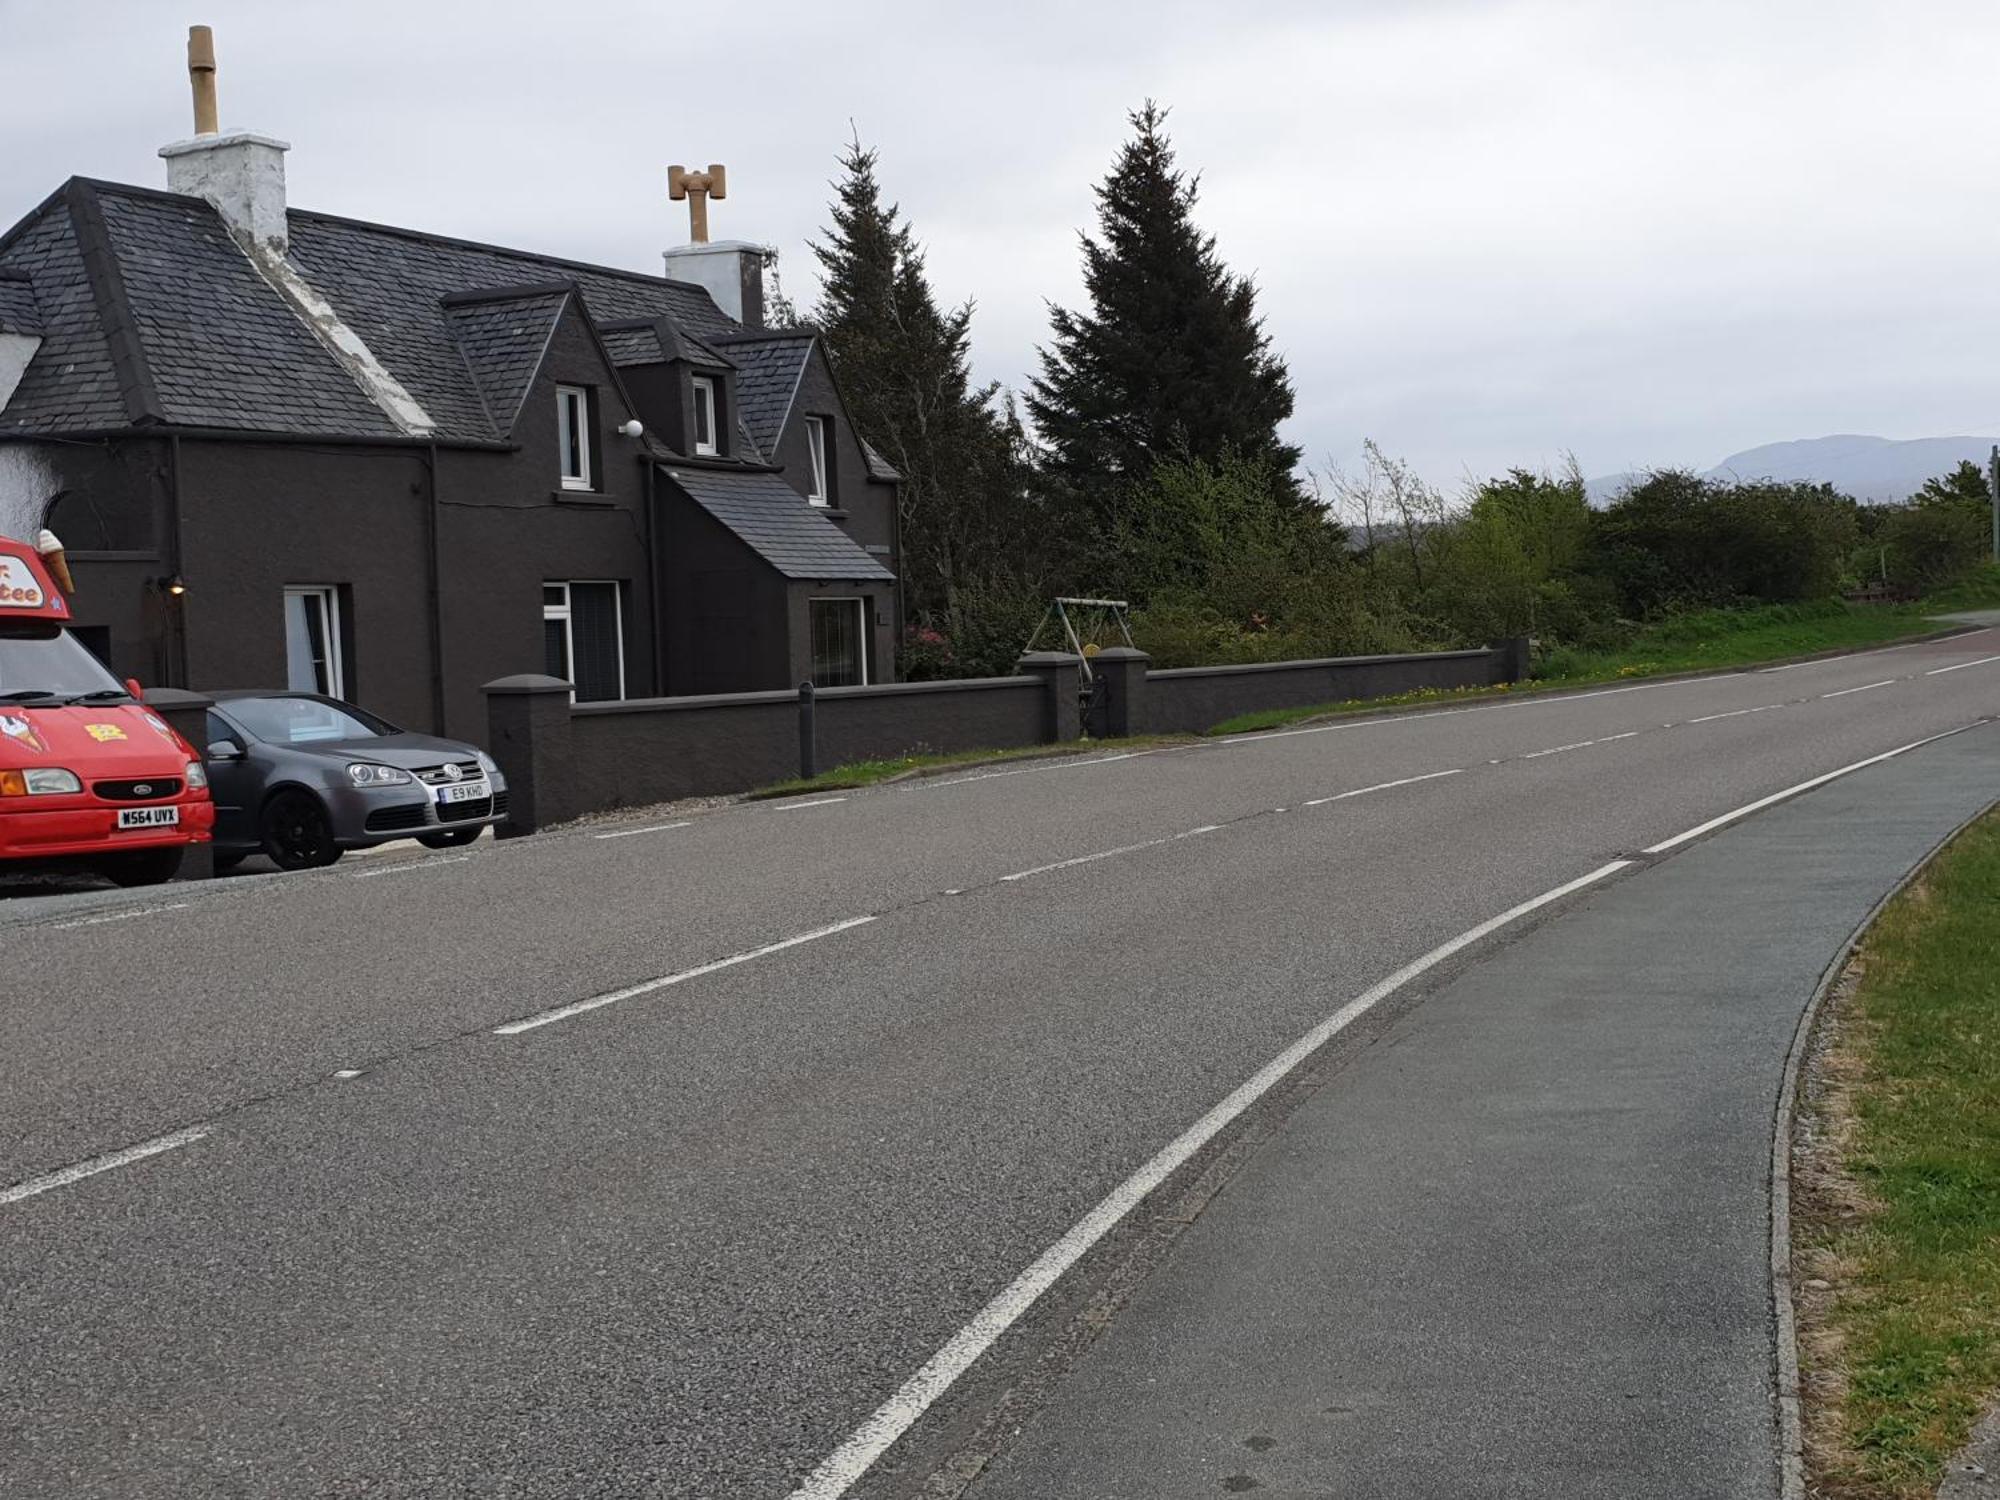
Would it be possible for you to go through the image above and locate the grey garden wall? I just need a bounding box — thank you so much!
[1133,648,1510,736]
[485,640,1523,832]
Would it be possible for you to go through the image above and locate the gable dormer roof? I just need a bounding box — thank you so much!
[440,287,568,436]
[0,270,42,336]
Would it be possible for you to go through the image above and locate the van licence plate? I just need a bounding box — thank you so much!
[117,806,180,830]
[436,780,490,805]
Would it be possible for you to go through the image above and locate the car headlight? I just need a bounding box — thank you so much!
[184,760,208,791]
[346,762,413,787]
[475,750,499,778]
[0,767,83,796]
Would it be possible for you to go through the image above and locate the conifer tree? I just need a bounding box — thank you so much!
[1028,103,1300,506]
[810,141,1034,643]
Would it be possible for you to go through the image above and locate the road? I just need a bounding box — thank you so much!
[2,628,1998,1498]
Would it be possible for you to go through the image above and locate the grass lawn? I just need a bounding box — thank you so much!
[1797,809,2000,1496]
[746,734,1195,799]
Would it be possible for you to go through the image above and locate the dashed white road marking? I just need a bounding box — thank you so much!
[782,857,1636,1500]
[1821,680,1895,700]
[1643,722,1984,855]
[332,1069,363,1080]
[1001,839,1171,883]
[493,916,877,1035]
[594,821,692,840]
[0,1126,209,1208]
[1926,653,2000,676]
[1521,740,1596,759]
[1687,703,1785,725]
[352,855,471,879]
[1302,768,1464,807]
[774,797,848,811]
[1597,731,1640,743]
[52,902,189,930]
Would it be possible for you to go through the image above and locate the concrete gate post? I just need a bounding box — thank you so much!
[1492,636,1532,684]
[142,686,216,880]
[1016,651,1085,742]
[1090,647,1152,739]
[482,674,574,838]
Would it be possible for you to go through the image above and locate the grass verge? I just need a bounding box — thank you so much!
[1795,808,2000,1497]
[746,735,1196,799]
[1211,595,1987,737]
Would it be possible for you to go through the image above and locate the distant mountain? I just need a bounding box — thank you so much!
[1587,434,1997,506]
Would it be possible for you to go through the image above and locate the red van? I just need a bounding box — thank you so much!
[0,532,214,885]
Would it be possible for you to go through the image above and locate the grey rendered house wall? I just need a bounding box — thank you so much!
[763,347,899,683]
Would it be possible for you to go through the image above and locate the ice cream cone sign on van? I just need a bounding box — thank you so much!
[0,530,213,885]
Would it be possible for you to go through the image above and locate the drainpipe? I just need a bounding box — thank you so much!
[166,432,190,687]
[424,439,446,733]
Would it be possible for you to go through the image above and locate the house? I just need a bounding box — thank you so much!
[0,35,899,741]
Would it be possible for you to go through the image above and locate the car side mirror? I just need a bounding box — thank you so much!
[125,678,145,701]
[206,740,244,761]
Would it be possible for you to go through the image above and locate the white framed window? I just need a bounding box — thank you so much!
[542,580,626,702]
[809,597,868,687]
[557,385,592,490]
[691,375,718,455]
[283,586,344,698]
[804,416,830,506]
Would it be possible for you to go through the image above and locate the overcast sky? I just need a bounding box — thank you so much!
[4,0,1998,489]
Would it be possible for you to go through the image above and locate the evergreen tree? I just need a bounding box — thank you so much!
[810,140,1038,647]
[1028,102,1301,507]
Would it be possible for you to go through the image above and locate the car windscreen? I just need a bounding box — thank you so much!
[225,696,396,746]
[0,622,127,701]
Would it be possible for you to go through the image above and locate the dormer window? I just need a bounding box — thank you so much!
[804,416,830,506]
[557,385,592,490]
[691,375,718,456]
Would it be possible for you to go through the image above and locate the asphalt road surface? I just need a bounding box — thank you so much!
[4,628,1999,1499]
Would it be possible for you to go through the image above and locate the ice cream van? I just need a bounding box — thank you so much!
[0,530,213,885]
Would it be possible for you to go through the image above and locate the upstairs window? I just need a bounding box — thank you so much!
[557,385,592,490]
[283,586,345,698]
[691,375,718,456]
[804,416,830,506]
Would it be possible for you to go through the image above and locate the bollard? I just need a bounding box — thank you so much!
[798,680,817,780]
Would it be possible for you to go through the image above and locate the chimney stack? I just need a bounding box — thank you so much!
[661,161,774,328]
[159,24,292,257]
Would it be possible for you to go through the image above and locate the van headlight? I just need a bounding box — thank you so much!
[184,760,208,790]
[346,763,413,787]
[0,767,83,796]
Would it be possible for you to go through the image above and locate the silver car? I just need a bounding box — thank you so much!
[204,692,510,871]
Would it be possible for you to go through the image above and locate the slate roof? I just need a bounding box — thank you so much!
[0,178,740,440]
[713,331,812,456]
[597,323,664,367]
[441,290,568,436]
[664,465,894,581]
[0,271,40,335]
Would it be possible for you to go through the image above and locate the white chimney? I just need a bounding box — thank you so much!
[158,25,290,257]
[662,240,774,328]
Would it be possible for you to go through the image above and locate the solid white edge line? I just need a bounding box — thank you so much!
[0,1126,209,1208]
[1643,722,1986,855]
[775,797,849,811]
[1820,680,1895,700]
[352,855,472,878]
[1216,680,1667,745]
[1301,768,1464,807]
[492,916,876,1034]
[1926,653,2000,676]
[922,752,1148,790]
[593,821,692,840]
[783,858,1635,1500]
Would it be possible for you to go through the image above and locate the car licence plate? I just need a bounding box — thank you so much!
[117,805,180,830]
[436,780,490,804]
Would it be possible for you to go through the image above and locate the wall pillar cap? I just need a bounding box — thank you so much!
[1091,646,1151,662]
[483,674,573,696]
[1016,651,1084,668]
[141,686,215,710]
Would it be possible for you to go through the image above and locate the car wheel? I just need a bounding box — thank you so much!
[416,828,481,850]
[97,847,185,887]
[260,791,343,871]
